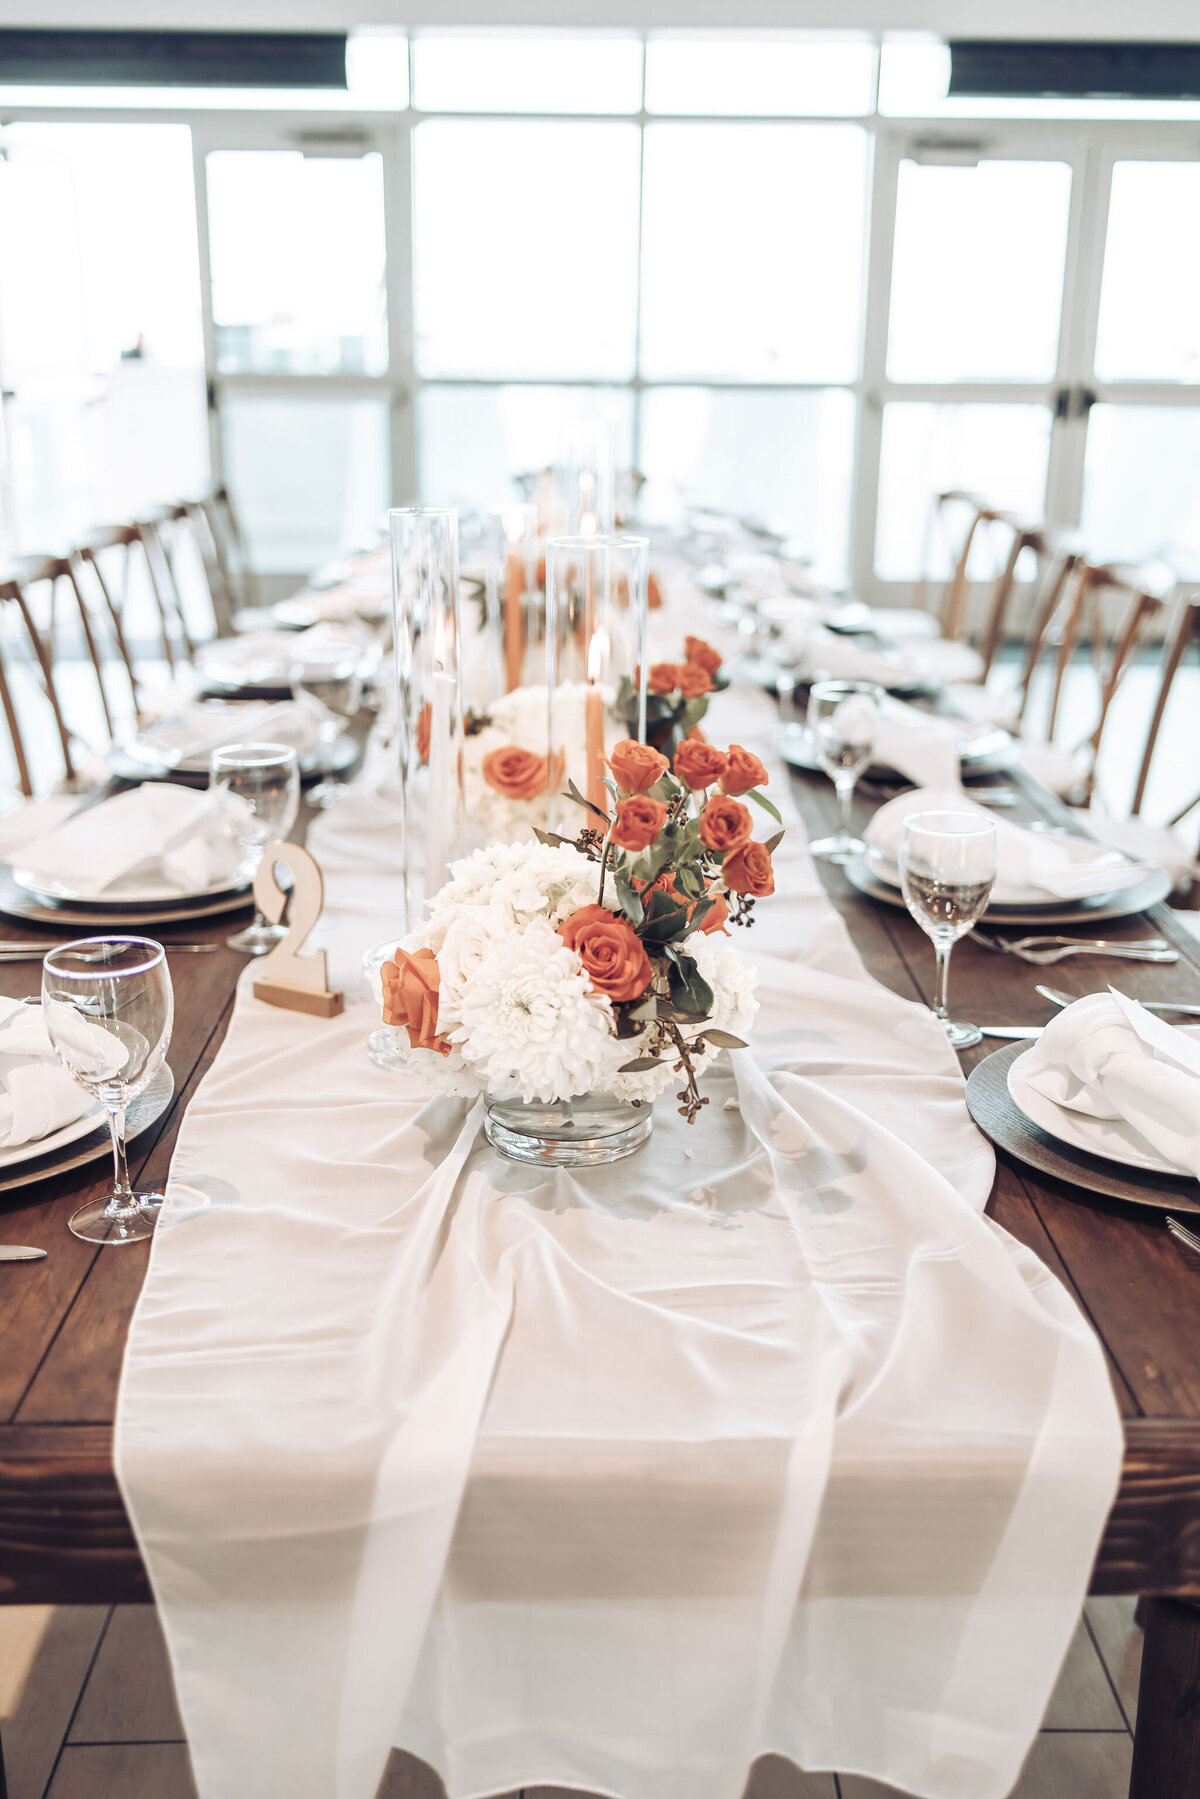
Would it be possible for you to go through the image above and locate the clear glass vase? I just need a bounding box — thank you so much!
[483,1091,653,1167]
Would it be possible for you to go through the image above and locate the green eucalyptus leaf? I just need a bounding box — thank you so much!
[640,888,691,942]
[668,955,715,1016]
[699,1029,748,1050]
[688,895,715,930]
[615,872,645,925]
[564,777,609,824]
[618,1055,662,1073]
[764,829,786,854]
[746,787,783,825]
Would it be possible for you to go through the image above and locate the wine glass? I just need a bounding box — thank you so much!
[210,742,300,955]
[289,640,363,808]
[41,938,174,1244]
[899,811,998,1049]
[807,679,884,861]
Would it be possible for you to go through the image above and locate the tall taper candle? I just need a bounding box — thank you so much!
[504,550,524,692]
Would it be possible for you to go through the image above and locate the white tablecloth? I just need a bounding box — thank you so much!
[114,681,1122,1799]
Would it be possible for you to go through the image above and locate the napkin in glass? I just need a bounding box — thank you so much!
[0,995,95,1148]
[1020,990,1200,1178]
[863,786,1152,901]
[15,784,244,899]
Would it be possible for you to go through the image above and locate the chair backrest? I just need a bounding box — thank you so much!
[0,564,89,796]
[1132,590,1200,823]
[1037,560,1171,801]
[916,491,1019,643]
[194,483,255,614]
[971,520,1084,681]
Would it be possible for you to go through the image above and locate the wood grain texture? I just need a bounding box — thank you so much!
[3,760,1200,1614]
[1128,1598,1200,1798]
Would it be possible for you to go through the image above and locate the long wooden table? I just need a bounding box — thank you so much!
[2,763,1199,1798]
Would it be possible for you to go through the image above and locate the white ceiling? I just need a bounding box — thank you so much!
[0,0,1198,39]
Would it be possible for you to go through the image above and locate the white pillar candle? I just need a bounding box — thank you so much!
[425,665,454,902]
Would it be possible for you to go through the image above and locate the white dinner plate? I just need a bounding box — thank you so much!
[842,850,1172,926]
[1007,1034,1200,1178]
[0,1099,106,1173]
[11,865,249,907]
[865,840,1145,910]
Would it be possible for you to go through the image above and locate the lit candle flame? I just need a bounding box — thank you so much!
[587,627,610,684]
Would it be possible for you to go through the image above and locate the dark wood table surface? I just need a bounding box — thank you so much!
[2,760,1200,1796]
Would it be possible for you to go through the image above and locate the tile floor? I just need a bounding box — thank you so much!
[0,1597,1142,1799]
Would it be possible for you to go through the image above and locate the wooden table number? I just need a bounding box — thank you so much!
[251,843,344,1019]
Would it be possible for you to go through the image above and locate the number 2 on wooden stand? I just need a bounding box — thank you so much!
[251,842,345,1018]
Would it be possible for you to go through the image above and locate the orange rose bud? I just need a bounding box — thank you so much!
[699,889,730,934]
[723,841,775,897]
[482,745,555,801]
[648,570,664,611]
[648,661,680,695]
[676,662,714,700]
[611,794,668,852]
[720,744,769,796]
[698,795,754,855]
[380,946,450,1054]
[557,904,653,1003]
[685,724,707,743]
[674,738,729,790]
[608,738,669,794]
[416,702,431,766]
[684,635,722,677]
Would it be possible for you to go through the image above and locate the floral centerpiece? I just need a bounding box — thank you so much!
[379,708,781,1166]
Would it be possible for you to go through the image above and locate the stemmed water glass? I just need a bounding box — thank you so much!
[807,678,884,861]
[899,811,998,1049]
[289,640,363,808]
[41,937,174,1244]
[210,742,300,954]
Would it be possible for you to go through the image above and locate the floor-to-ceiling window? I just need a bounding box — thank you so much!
[2,28,1199,600]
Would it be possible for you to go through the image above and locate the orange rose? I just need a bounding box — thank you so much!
[674,738,729,790]
[699,889,730,934]
[677,663,714,700]
[648,662,680,695]
[720,744,769,797]
[684,635,722,677]
[608,738,669,794]
[611,794,668,852]
[380,947,450,1054]
[416,702,431,766]
[557,904,652,1003]
[482,745,559,801]
[723,841,775,897]
[699,795,753,855]
[648,570,664,611]
[685,724,707,743]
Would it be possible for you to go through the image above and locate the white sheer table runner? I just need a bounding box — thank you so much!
[114,669,1122,1799]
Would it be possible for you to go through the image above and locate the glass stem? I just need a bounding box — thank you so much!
[933,937,953,1024]
[104,1104,136,1218]
[835,776,855,841]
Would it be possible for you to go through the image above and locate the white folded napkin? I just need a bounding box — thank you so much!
[15,784,243,899]
[1020,990,1200,1179]
[871,700,962,791]
[0,995,95,1148]
[864,786,1153,903]
[0,795,81,863]
[786,626,919,688]
[123,698,325,770]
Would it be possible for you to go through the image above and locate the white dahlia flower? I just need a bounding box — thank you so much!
[451,917,621,1102]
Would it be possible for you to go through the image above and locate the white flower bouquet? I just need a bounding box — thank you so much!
[379,728,780,1143]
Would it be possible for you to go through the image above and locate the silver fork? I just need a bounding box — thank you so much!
[1166,1216,1200,1256]
[1037,984,1200,1017]
[974,935,1178,965]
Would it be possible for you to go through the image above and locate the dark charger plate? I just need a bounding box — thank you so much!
[965,1040,1200,1214]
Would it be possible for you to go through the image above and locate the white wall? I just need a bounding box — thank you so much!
[1,0,1198,40]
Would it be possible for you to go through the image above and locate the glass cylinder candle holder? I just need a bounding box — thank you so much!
[389,506,466,927]
[545,534,649,837]
[550,433,615,538]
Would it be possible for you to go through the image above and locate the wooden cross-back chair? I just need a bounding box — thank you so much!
[915,491,1018,643]
[0,564,96,796]
[1032,560,1173,803]
[1132,591,1200,828]
[74,520,193,688]
[190,483,255,615]
[972,522,1080,684]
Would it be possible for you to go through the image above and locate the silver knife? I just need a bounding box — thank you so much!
[979,1026,1044,1039]
[0,1244,47,1261]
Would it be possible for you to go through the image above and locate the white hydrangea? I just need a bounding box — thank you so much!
[691,931,760,1036]
[450,917,623,1102]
